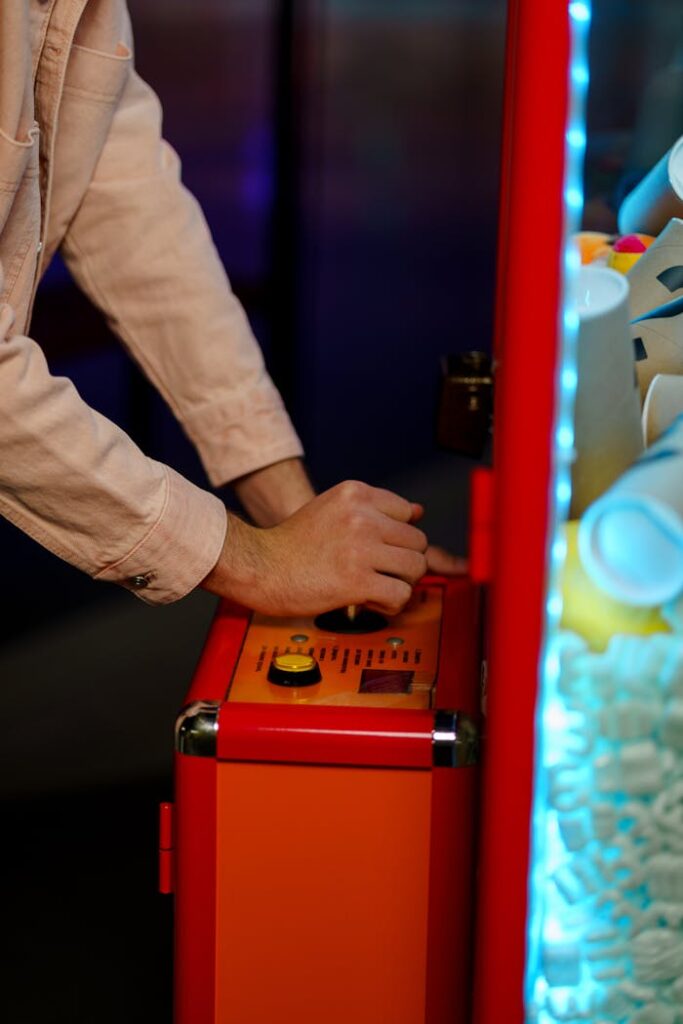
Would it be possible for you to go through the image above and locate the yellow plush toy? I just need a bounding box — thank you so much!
[559,520,670,651]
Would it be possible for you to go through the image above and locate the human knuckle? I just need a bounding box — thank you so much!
[339,479,365,503]
[386,580,411,614]
[415,529,428,552]
[339,511,364,542]
[404,557,425,584]
[350,508,368,529]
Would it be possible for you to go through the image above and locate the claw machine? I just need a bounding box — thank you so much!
[166,575,481,1024]
[474,1,683,1021]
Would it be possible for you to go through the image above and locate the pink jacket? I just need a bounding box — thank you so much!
[0,0,303,603]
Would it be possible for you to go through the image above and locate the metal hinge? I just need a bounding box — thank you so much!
[175,700,220,757]
[432,710,479,767]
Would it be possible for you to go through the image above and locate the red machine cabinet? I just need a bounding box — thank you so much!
[472,0,573,1020]
[168,576,480,1024]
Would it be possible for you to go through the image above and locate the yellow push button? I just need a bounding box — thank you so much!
[268,653,322,688]
[274,654,316,672]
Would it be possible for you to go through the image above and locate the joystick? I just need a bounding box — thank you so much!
[314,608,388,634]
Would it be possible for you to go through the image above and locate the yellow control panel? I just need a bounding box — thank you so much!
[227,585,444,709]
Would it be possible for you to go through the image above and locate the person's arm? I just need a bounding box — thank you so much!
[61,53,303,493]
[0,288,227,605]
[56,12,459,608]
[0,282,450,614]
[232,459,315,528]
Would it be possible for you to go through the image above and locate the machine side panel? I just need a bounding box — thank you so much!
[434,576,480,714]
[214,761,432,1024]
[174,752,217,1024]
[426,580,480,1021]
[425,766,478,1023]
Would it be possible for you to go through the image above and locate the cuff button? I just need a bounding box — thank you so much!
[129,573,152,590]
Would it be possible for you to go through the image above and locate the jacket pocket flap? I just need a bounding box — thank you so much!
[64,42,132,104]
[0,123,39,193]
[0,123,39,236]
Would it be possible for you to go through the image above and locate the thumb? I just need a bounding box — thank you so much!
[426,545,468,576]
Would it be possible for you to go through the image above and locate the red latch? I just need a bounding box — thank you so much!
[469,467,494,583]
[159,801,174,895]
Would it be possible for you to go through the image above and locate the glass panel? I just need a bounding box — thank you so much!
[527,2,683,1019]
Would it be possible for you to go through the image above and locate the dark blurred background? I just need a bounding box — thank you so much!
[0,2,506,1021]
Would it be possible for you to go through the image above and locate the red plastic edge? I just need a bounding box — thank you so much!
[472,1,570,1021]
[159,850,174,897]
[185,599,251,705]
[173,753,217,1024]
[469,468,495,584]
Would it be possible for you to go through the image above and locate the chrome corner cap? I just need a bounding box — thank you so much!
[432,709,479,768]
[175,700,221,757]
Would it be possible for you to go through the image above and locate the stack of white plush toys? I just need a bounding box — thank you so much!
[533,136,683,1022]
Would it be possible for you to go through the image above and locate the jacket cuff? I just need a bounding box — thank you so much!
[94,466,227,604]
[205,433,305,489]
[180,380,305,487]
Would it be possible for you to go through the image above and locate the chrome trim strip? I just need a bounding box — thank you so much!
[432,709,479,768]
[175,700,221,757]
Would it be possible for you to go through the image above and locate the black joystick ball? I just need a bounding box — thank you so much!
[314,608,388,635]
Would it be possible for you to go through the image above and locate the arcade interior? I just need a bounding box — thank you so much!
[3,1,683,1022]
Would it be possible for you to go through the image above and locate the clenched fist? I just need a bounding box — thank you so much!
[202,480,432,617]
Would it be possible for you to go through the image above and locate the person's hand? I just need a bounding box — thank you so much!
[201,480,429,617]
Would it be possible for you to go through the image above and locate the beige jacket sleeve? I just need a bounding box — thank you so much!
[0,295,227,605]
[0,29,304,605]
[61,68,303,488]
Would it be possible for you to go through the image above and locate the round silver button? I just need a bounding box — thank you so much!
[387,637,405,647]
[290,634,309,644]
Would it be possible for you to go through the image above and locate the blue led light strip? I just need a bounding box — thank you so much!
[524,1,591,1020]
